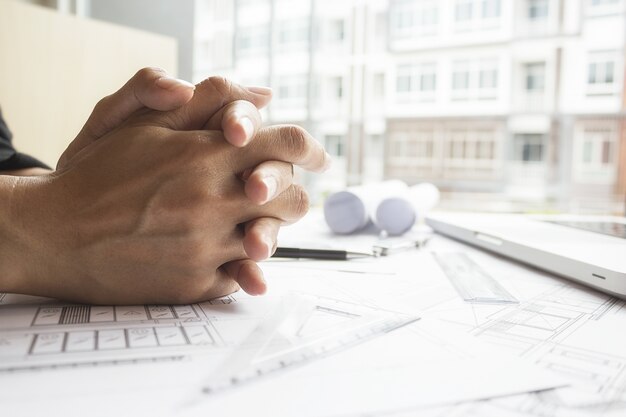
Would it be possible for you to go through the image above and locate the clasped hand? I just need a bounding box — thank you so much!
[5,69,330,304]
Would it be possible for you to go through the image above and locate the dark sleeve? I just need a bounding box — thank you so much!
[0,107,51,171]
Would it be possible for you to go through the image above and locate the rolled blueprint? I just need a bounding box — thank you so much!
[374,197,416,236]
[374,182,441,236]
[323,180,409,234]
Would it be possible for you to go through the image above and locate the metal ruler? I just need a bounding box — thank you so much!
[198,294,420,395]
[433,252,518,304]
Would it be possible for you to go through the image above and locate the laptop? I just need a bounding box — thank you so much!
[425,212,626,299]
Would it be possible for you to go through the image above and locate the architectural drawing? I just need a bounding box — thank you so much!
[0,294,259,372]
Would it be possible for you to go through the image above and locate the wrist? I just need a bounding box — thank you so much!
[0,174,55,295]
[0,175,29,292]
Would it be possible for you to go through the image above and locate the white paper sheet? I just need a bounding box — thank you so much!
[272,212,626,417]
[0,211,582,417]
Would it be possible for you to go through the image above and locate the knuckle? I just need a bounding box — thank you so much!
[290,185,310,218]
[136,66,164,81]
[94,94,113,112]
[162,109,190,130]
[178,243,211,279]
[176,205,208,232]
[205,76,234,99]
[280,125,309,160]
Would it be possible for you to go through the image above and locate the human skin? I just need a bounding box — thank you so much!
[0,70,330,304]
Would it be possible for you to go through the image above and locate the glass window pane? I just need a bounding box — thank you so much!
[605,62,615,83]
[455,1,473,21]
[588,63,597,84]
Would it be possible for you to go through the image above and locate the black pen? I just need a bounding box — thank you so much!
[272,247,375,261]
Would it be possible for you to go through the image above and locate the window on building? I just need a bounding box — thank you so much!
[452,62,470,90]
[420,6,439,29]
[580,129,614,166]
[396,64,437,96]
[513,134,545,163]
[479,61,499,90]
[390,1,416,37]
[278,19,309,49]
[455,0,474,22]
[420,64,437,92]
[390,133,409,158]
[390,0,438,38]
[237,25,269,56]
[325,135,345,157]
[573,125,618,184]
[448,132,467,159]
[525,63,546,92]
[480,69,498,89]
[528,0,549,19]
[327,19,345,43]
[475,130,498,162]
[588,60,615,85]
[477,139,495,159]
[329,76,343,99]
[482,0,501,18]
[396,64,416,93]
[276,75,307,104]
[591,0,619,5]
[446,130,498,160]
[413,131,435,158]
[587,0,620,18]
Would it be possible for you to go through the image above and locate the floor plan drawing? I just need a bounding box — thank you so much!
[0,294,264,372]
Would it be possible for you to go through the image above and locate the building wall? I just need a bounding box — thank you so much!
[382,0,625,208]
[25,0,622,210]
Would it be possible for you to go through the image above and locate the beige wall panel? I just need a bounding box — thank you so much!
[0,0,177,167]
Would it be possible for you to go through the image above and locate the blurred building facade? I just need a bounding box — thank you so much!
[194,0,626,211]
[18,0,626,211]
[382,0,626,212]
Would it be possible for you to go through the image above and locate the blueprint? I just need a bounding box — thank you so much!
[0,294,257,371]
[269,213,626,417]
[0,212,623,416]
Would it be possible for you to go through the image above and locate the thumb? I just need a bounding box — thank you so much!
[58,67,195,168]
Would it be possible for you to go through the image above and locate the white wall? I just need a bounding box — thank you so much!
[88,0,195,81]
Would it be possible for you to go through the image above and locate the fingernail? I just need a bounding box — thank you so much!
[323,152,333,171]
[263,235,274,259]
[257,270,267,295]
[262,177,278,203]
[246,85,272,95]
[238,116,254,142]
[155,76,196,90]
